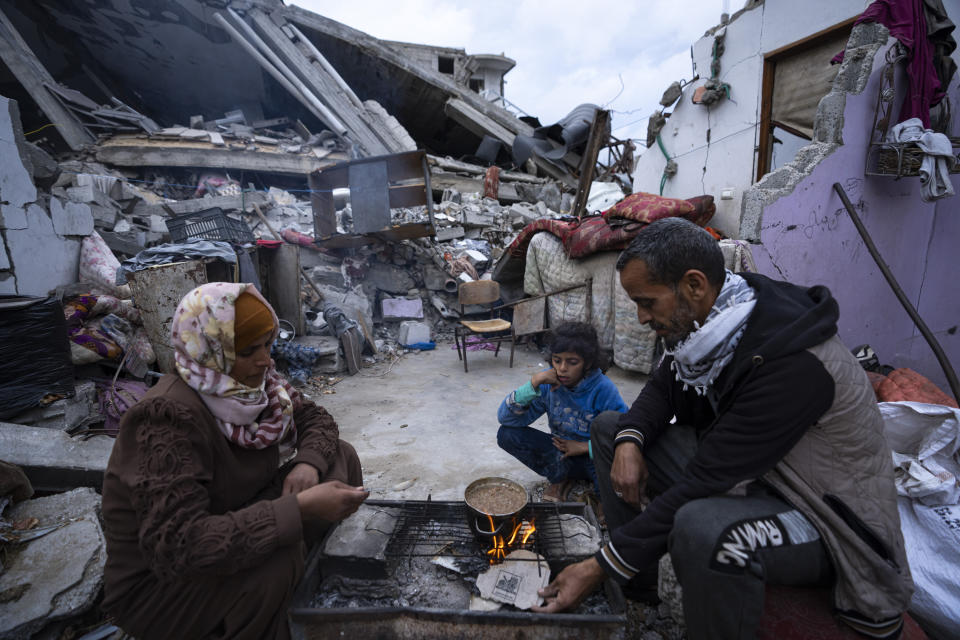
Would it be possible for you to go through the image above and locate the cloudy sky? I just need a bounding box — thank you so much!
[292,0,728,149]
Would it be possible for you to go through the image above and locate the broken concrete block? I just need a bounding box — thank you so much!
[49,197,94,236]
[435,225,465,241]
[0,487,106,640]
[322,505,401,579]
[22,141,60,188]
[9,380,98,431]
[307,263,346,289]
[461,208,495,228]
[398,321,431,345]
[381,297,424,320]
[430,294,459,319]
[422,266,448,292]
[65,184,117,210]
[0,422,114,492]
[463,249,488,267]
[0,234,10,270]
[6,204,82,295]
[88,203,118,227]
[365,262,415,294]
[0,204,28,231]
[287,335,344,374]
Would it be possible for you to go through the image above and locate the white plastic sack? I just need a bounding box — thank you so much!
[586,182,625,213]
[896,498,960,639]
[879,401,960,505]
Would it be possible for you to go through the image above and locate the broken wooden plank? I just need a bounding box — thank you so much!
[95,136,347,176]
[571,109,610,219]
[0,7,94,150]
[132,191,270,217]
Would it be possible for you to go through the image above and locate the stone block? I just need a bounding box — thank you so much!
[381,297,424,320]
[0,204,28,231]
[0,488,106,640]
[6,204,82,295]
[398,321,431,345]
[65,184,118,210]
[0,97,37,210]
[435,225,465,241]
[50,197,94,236]
[88,203,119,227]
[322,505,401,579]
[0,422,114,492]
[422,266,450,291]
[307,263,345,289]
[365,262,415,294]
[461,208,495,228]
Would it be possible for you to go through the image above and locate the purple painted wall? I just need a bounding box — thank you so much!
[753,48,960,394]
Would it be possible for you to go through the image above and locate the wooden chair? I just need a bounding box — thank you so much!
[454,280,513,373]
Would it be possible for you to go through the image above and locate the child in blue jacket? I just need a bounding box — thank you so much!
[497,322,628,502]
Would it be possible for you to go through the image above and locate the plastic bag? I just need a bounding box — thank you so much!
[879,401,960,505]
[896,498,960,639]
[0,296,74,420]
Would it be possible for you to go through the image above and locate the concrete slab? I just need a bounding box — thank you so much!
[310,340,647,501]
[0,488,105,640]
[0,97,37,211]
[0,423,114,492]
[50,197,94,236]
[5,204,81,296]
[381,297,423,320]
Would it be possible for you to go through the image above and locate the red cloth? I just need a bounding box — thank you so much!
[255,239,282,248]
[833,0,941,127]
[562,216,645,258]
[759,585,928,640]
[483,166,500,200]
[684,194,717,227]
[507,218,575,258]
[875,368,958,407]
[281,228,319,249]
[602,192,696,225]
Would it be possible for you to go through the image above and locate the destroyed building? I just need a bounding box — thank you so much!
[634,0,960,394]
[2,0,960,638]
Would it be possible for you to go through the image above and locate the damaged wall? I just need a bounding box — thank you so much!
[749,21,960,391]
[0,96,92,296]
[631,0,865,236]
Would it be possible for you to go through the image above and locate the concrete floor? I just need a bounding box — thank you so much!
[314,339,648,502]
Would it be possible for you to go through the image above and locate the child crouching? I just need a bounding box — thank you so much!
[496,322,628,502]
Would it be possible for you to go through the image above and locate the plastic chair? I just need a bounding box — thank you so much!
[454,280,513,372]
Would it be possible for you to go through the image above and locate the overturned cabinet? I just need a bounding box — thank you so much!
[310,149,436,248]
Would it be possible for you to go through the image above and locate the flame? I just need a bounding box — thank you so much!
[486,518,537,564]
[485,514,496,534]
[521,520,536,544]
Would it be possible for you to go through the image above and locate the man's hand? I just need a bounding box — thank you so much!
[282,463,319,496]
[552,436,589,458]
[531,369,561,389]
[295,480,369,521]
[611,442,649,508]
[532,557,606,613]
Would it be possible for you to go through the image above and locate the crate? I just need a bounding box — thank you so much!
[165,207,255,244]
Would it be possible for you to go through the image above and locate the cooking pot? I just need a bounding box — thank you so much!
[464,477,529,539]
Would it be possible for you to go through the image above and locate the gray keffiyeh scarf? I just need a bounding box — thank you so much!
[665,271,756,395]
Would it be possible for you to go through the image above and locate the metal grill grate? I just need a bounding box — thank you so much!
[379,500,580,562]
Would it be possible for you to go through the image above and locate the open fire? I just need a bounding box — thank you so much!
[481,515,537,563]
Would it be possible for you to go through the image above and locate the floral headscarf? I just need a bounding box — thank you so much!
[171,282,301,449]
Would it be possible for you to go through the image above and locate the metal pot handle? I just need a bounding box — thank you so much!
[470,515,506,537]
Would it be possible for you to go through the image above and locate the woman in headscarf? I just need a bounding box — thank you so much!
[101,283,367,640]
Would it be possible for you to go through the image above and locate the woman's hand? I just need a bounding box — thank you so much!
[283,463,319,496]
[552,436,589,458]
[296,480,369,521]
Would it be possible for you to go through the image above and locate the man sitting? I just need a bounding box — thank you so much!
[533,218,913,640]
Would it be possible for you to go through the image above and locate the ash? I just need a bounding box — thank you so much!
[311,553,615,616]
